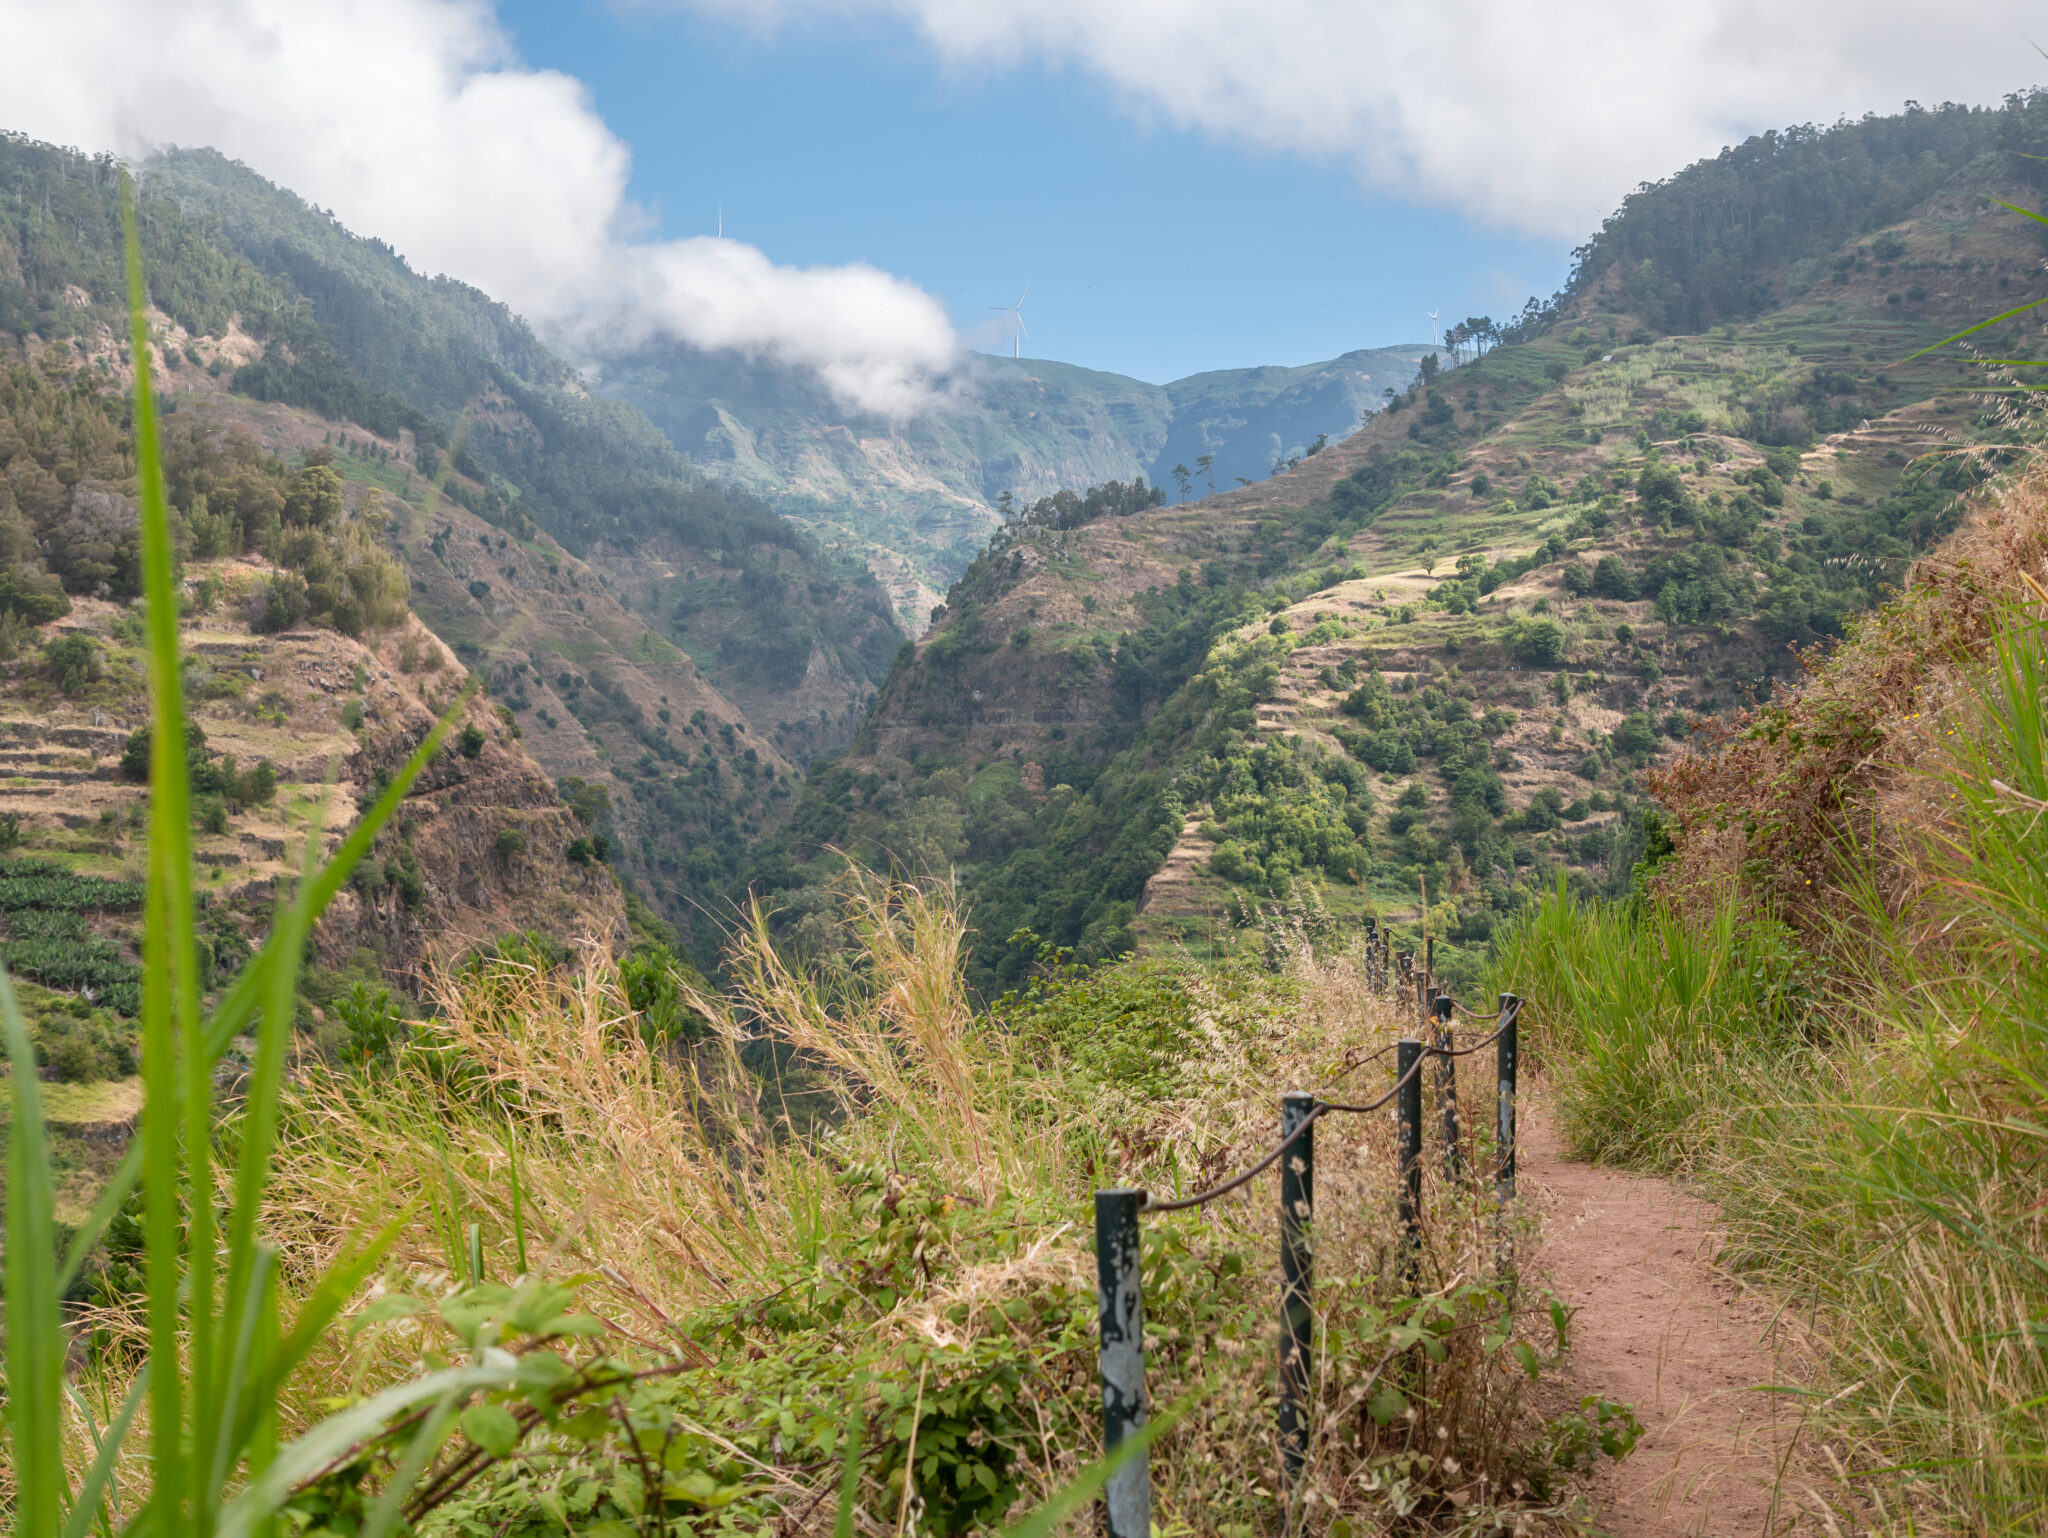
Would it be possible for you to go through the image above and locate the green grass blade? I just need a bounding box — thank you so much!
[3,962,66,1536]
[207,1248,276,1512]
[122,171,197,1531]
[217,806,330,1449]
[998,1392,1196,1538]
[1897,293,2048,364]
[1988,197,2048,229]
[60,1366,151,1538]
[830,1395,868,1538]
[250,1268,278,1538]
[215,1361,521,1538]
[504,1114,529,1277]
[231,1208,414,1458]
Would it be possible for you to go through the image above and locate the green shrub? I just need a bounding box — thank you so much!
[42,633,102,696]
[1610,712,1659,757]
[564,833,612,866]
[615,942,712,1046]
[334,980,410,1064]
[35,1007,135,1081]
[1510,617,1567,666]
[255,570,309,631]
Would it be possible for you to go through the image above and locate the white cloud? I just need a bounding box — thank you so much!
[0,0,958,415]
[685,0,2044,238]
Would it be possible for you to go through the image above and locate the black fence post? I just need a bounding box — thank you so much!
[1278,1092,1315,1483]
[1095,1189,1149,1538]
[1433,994,1462,1179]
[1396,1039,1423,1282]
[1496,993,1519,1276]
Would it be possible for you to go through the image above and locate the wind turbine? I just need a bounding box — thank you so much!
[990,287,1029,359]
[1427,309,1439,347]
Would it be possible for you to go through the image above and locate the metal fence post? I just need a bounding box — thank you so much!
[1433,994,1462,1179]
[1095,1189,1149,1538]
[1496,993,1519,1276]
[1396,1039,1423,1282]
[1278,1092,1315,1483]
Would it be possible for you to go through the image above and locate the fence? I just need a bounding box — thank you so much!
[1092,942,1522,1538]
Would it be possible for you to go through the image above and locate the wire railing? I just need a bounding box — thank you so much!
[1093,973,1524,1538]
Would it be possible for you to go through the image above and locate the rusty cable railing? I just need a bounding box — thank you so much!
[1093,991,1523,1538]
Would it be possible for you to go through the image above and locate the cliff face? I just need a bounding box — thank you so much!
[387,494,805,955]
[317,616,628,980]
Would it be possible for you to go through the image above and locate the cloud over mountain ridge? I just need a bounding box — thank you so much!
[2,0,959,415]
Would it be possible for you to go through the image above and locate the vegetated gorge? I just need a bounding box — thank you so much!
[5,91,2048,1536]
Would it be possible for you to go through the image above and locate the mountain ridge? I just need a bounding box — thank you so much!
[599,339,1436,627]
[747,95,2048,994]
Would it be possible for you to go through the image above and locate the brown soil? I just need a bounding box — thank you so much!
[1525,1105,1818,1536]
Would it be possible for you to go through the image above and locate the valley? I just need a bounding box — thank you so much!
[3,101,2026,1025]
[6,84,2048,1535]
[758,127,2029,995]
[602,342,1439,629]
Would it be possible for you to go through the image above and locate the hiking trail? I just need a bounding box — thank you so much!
[1524,1101,1817,1536]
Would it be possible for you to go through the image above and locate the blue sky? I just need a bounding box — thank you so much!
[496,2,1570,385]
[23,1,2040,417]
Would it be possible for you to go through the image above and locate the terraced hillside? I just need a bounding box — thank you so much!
[757,118,2041,994]
[0,572,624,969]
[0,555,627,1220]
[2,132,905,950]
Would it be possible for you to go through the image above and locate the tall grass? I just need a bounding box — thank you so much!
[3,175,457,1537]
[1488,881,1817,1171]
[239,881,1592,1533]
[1491,605,2048,1531]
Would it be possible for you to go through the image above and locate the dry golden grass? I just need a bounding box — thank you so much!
[64,875,1586,1533]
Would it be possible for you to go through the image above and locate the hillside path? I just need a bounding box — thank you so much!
[1523,1105,1816,1536]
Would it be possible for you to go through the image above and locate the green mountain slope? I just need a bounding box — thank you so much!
[1157,345,1438,488]
[755,95,2048,995]
[0,131,899,951]
[599,347,1170,625]
[137,148,903,722]
[596,336,1435,625]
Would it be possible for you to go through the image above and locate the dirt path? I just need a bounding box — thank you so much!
[1523,1106,1815,1536]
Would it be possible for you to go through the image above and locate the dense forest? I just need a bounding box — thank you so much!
[1563,90,2048,333]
